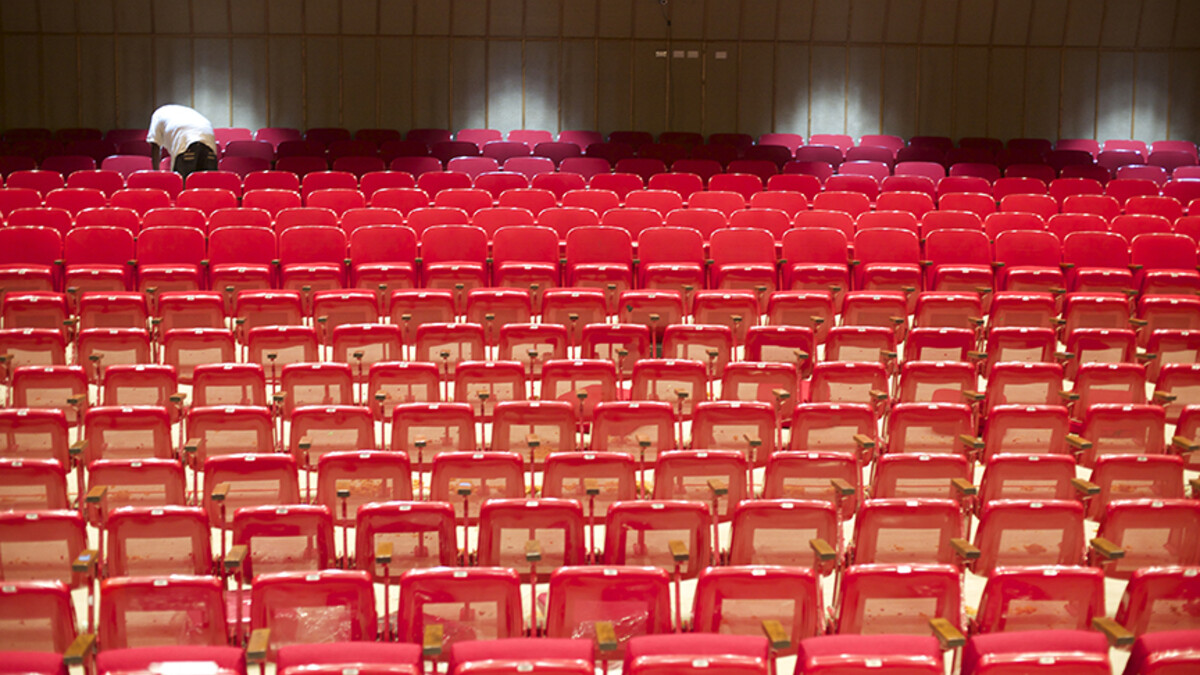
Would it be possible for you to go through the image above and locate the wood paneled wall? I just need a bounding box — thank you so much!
[2,0,1197,142]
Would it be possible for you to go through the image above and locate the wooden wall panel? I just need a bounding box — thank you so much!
[193,38,232,126]
[1060,49,1098,138]
[486,40,523,133]
[1096,51,1135,141]
[881,46,919,139]
[810,46,846,134]
[524,40,560,134]
[41,35,79,129]
[0,0,1196,143]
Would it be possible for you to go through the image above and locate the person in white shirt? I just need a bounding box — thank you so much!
[147,104,219,178]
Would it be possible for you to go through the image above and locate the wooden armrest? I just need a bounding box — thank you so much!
[771,388,791,400]
[298,436,312,450]
[1129,318,1148,327]
[1092,617,1135,647]
[668,539,689,563]
[707,478,728,497]
[958,434,985,450]
[414,435,428,449]
[636,434,652,448]
[1175,435,1200,452]
[375,542,394,565]
[967,351,988,360]
[423,624,444,657]
[1152,390,1176,403]
[1065,434,1092,450]
[761,619,791,651]
[1071,478,1100,496]
[962,390,985,402]
[456,482,473,496]
[929,617,966,650]
[1058,389,1080,402]
[525,539,543,563]
[225,544,249,570]
[950,538,980,560]
[68,440,88,457]
[247,628,271,663]
[335,479,351,499]
[63,632,96,666]
[809,538,836,561]
[1055,351,1075,361]
[853,434,875,450]
[1090,537,1125,560]
[72,549,99,574]
[85,485,107,504]
[525,433,540,448]
[951,478,977,496]
[374,389,388,402]
[475,389,491,401]
[168,391,187,404]
[869,389,888,401]
[673,388,689,400]
[1189,477,1200,497]
[809,315,825,325]
[880,350,898,360]
[211,482,231,502]
[595,621,618,652]
[742,434,762,448]
[184,437,203,454]
[830,478,854,497]
[967,314,985,325]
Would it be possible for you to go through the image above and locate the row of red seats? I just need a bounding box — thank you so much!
[5,569,1195,674]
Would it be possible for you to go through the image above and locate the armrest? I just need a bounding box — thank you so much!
[668,539,689,563]
[950,538,980,561]
[374,389,388,403]
[375,541,394,566]
[168,391,187,406]
[414,435,428,450]
[1092,617,1135,647]
[184,437,204,455]
[525,539,543,563]
[423,624,444,657]
[72,549,99,574]
[742,434,762,449]
[809,538,837,561]
[929,617,966,650]
[456,482,473,497]
[247,628,271,663]
[830,478,855,497]
[1173,435,1200,452]
[211,482,231,502]
[950,478,977,496]
[636,434,652,449]
[335,479,351,499]
[1071,478,1100,496]
[967,351,988,361]
[225,544,249,571]
[68,439,88,458]
[298,436,312,451]
[525,433,540,448]
[1065,434,1092,450]
[1129,318,1148,327]
[957,434,985,451]
[853,434,875,451]
[962,390,985,402]
[595,621,618,652]
[1190,477,1200,498]
[772,388,792,401]
[1152,390,1176,403]
[761,619,791,651]
[1090,537,1125,560]
[673,388,689,400]
[1055,351,1075,362]
[85,485,107,504]
[707,478,728,497]
[63,632,96,666]
[869,389,888,401]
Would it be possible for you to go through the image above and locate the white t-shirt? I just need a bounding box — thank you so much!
[147,105,218,164]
